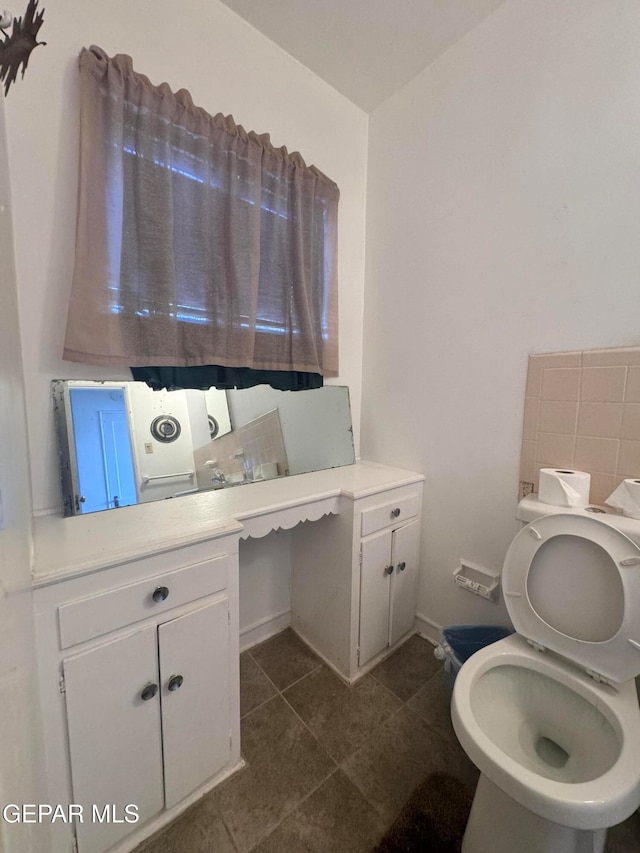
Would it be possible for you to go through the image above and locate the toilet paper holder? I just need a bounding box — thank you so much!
[453,559,500,601]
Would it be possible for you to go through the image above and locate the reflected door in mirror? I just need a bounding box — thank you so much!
[69,387,137,513]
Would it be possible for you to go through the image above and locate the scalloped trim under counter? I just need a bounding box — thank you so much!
[32,460,425,586]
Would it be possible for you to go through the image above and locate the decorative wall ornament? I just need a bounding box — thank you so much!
[0,0,46,97]
[208,415,220,440]
[150,415,182,444]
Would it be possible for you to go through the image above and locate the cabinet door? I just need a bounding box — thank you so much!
[159,598,231,809]
[359,529,392,667]
[64,626,164,853]
[389,519,421,647]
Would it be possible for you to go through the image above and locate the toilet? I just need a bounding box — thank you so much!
[452,505,640,853]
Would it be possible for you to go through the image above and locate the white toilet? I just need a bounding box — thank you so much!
[452,502,640,853]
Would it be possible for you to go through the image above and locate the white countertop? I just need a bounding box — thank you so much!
[32,460,424,585]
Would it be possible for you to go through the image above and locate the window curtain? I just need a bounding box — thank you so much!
[129,365,323,392]
[63,46,339,383]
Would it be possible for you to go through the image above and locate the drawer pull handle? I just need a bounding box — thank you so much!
[384,564,394,576]
[152,586,170,603]
[140,683,158,701]
[398,561,406,572]
[168,674,184,692]
[391,507,401,518]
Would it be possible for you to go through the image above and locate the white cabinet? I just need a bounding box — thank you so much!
[159,600,230,810]
[34,538,241,853]
[290,480,424,683]
[64,626,165,853]
[64,599,230,853]
[32,461,423,851]
[359,519,420,667]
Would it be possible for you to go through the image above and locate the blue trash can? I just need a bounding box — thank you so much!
[435,624,513,698]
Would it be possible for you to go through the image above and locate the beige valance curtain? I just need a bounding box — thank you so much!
[64,46,339,378]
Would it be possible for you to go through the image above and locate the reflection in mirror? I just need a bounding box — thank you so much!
[53,381,355,516]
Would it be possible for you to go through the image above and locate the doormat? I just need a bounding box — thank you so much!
[374,773,473,853]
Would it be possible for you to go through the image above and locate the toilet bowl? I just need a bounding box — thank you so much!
[452,506,640,853]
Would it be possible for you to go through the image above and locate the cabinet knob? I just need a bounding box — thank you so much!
[398,561,407,572]
[384,564,394,576]
[168,674,184,692]
[140,683,158,701]
[152,586,170,603]
[391,507,401,518]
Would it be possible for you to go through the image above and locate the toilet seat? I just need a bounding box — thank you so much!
[503,513,640,683]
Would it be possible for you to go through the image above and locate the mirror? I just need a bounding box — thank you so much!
[53,381,355,516]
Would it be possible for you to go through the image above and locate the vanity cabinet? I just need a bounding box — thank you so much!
[64,598,230,853]
[290,478,424,682]
[359,518,420,667]
[32,460,423,851]
[64,625,164,853]
[33,538,241,853]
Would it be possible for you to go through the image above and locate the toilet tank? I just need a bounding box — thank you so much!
[517,496,640,549]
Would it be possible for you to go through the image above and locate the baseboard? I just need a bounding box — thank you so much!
[415,612,441,646]
[239,609,291,652]
[292,624,437,686]
[240,609,441,659]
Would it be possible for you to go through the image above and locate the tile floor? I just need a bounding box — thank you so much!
[138,629,640,853]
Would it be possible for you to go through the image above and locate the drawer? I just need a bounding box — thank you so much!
[58,555,229,649]
[360,493,420,537]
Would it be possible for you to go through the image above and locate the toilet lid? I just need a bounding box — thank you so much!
[503,513,640,683]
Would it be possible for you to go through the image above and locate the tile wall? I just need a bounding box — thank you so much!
[520,346,640,506]
[238,409,289,477]
[194,408,289,491]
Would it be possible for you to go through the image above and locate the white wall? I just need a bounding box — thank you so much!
[126,385,196,502]
[4,0,368,517]
[228,385,355,474]
[0,104,44,853]
[238,532,293,647]
[362,0,640,636]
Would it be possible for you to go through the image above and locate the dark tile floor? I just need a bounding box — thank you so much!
[138,629,640,853]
